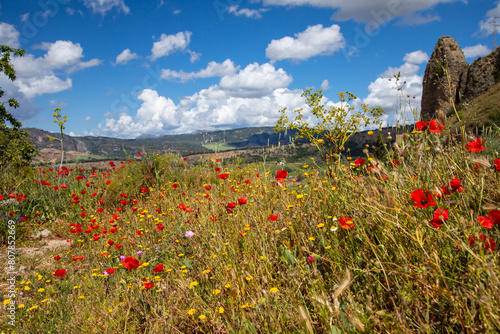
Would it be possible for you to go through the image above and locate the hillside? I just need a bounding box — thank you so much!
[447,81,500,132]
[25,125,401,162]
[25,126,300,159]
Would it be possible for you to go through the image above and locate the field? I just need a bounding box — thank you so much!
[1,124,500,333]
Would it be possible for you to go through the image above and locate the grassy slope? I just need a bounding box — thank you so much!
[448,82,500,132]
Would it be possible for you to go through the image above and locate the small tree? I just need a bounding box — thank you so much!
[0,45,38,189]
[275,88,384,178]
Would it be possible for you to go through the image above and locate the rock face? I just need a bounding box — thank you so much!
[421,36,500,121]
[464,48,500,102]
[421,36,468,121]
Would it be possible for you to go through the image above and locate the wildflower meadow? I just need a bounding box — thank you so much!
[1,88,500,333]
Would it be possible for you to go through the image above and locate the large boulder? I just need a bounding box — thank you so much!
[464,48,500,102]
[421,37,468,121]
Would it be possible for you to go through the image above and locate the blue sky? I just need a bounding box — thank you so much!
[0,0,497,138]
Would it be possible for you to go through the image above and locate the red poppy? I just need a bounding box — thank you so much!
[494,158,500,172]
[54,269,66,277]
[143,282,154,289]
[276,170,288,179]
[53,256,61,261]
[354,158,365,167]
[107,240,114,246]
[215,167,221,172]
[428,120,445,133]
[411,189,436,208]
[339,217,355,230]
[238,197,247,205]
[105,268,115,275]
[172,184,178,188]
[93,235,100,241]
[153,264,165,273]
[468,235,476,248]
[156,224,164,231]
[122,257,140,270]
[485,209,500,225]
[227,202,236,209]
[484,238,496,252]
[465,138,486,153]
[415,121,427,131]
[436,186,451,198]
[137,152,142,156]
[205,185,212,191]
[217,173,229,180]
[115,244,123,250]
[430,208,449,228]
[449,178,463,192]
[479,216,494,229]
[269,215,278,221]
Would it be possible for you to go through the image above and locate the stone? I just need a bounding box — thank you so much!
[421,36,468,121]
[464,48,500,102]
[31,229,52,238]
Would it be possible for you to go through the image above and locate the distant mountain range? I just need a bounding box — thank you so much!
[25,125,407,161]
[24,126,300,159]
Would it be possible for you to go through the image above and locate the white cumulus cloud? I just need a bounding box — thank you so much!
[150,31,192,61]
[463,44,491,59]
[161,59,240,82]
[403,50,429,64]
[266,24,345,61]
[0,22,20,48]
[363,51,426,125]
[115,48,139,65]
[15,74,72,98]
[477,2,500,37]
[1,36,100,122]
[219,62,293,97]
[100,61,307,138]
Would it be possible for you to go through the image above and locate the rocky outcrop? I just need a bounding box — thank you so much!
[421,36,500,121]
[421,36,468,121]
[464,48,500,102]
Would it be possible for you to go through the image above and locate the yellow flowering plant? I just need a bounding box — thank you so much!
[274,88,384,178]
[49,107,68,168]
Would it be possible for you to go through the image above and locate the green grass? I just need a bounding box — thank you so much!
[202,143,240,151]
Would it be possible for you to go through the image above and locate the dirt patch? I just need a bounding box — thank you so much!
[19,239,70,258]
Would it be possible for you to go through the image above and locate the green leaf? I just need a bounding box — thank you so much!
[284,248,296,266]
[183,258,193,270]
